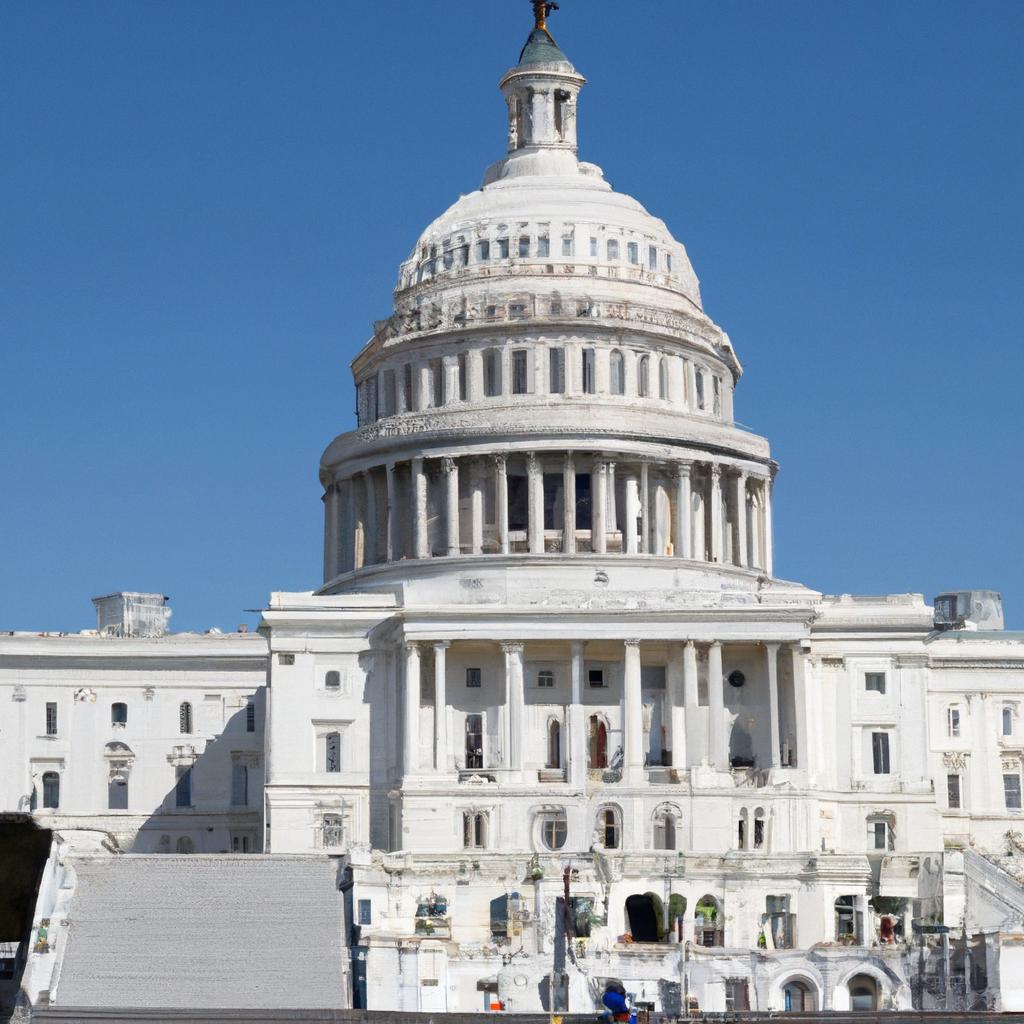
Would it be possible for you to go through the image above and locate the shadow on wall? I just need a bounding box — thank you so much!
[133,695,265,854]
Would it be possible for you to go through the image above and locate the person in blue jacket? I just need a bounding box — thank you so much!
[601,981,632,1023]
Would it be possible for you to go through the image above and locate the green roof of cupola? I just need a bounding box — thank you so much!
[518,26,569,67]
[517,1,572,67]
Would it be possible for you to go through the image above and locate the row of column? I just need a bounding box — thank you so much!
[324,453,773,577]
[400,639,806,783]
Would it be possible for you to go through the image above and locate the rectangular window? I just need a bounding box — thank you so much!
[871,732,890,775]
[582,348,596,394]
[865,672,886,693]
[588,668,605,688]
[948,706,961,737]
[45,702,57,736]
[549,348,565,394]
[1005,774,1022,810]
[325,731,341,773]
[430,357,444,407]
[1004,707,1014,737]
[666,253,673,272]
[497,237,509,258]
[246,701,256,733]
[606,238,619,260]
[484,350,501,397]
[871,820,891,850]
[724,980,750,1012]
[589,237,598,258]
[947,773,962,809]
[175,766,192,808]
[466,667,482,688]
[512,350,529,394]
[537,235,550,257]
[562,236,574,257]
[648,245,658,269]
[477,239,490,261]
[627,241,639,264]
[518,235,530,257]
[402,364,413,412]
[381,369,396,416]
[509,302,528,318]
[358,899,372,925]
[231,763,248,806]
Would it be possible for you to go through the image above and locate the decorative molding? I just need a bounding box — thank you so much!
[942,752,969,771]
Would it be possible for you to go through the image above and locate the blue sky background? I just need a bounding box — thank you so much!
[2,0,1022,633]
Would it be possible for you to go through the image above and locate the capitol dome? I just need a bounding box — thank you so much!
[318,5,774,591]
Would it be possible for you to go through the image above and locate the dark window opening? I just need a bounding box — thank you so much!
[465,714,483,769]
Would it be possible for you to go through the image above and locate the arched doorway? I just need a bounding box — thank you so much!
[782,979,817,1012]
[848,974,878,1011]
[625,892,663,942]
[694,894,723,946]
[546,720,561,769]
[589,715,608,769]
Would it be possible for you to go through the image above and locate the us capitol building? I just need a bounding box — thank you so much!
[4,4,1024,1017]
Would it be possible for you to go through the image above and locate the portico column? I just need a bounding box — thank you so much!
[470,459,484,555]
[502,642,525,773]
[674,463,692,560]
[363,470,378,565]
[527,453,543,553]
[592,461,607,554]
[433,641,450,771]
[323,484,339,581]
[495,454,509,554]
[403,642,421,777]
[708,641,726,768]
[569,641,586,787]
[606,461,618,532]
[413,457,429,558]
[750,488,763,570]
[562,451,576,554]
[709,464,723,563]
[791,645,809,773]
[763,477,775,577]
[765,642,781,769]
[623,639,643,782]
[385,463,397,562]
[443,456,460,556]
[734,471,748,568]
[624,473,640,555]
[685,360,698,411]
[345,479,357,571]
[667,644,686,770]
[639,461,650,554]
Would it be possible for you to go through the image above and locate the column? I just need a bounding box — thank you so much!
[502,642,525,773]
[433,641,450,771]
[708,641,725,768]
[667,644,687,770]
[623,639,643,782]
[592,460,607,554]
[323,484,339,581]
[750,488,762,570]
[763,477,774,577]
[385,463,397,562]
[562,451,576,554]
[606,460,618,532]
[685,360,698,411]
[624,473,640,554]
[345,478,357,571]
[639,461,650,554]
[734,471,748,568]
[470,459,484,555]
[413,457,429,558]
[765,642,781,769]
[674,463,692,559]
[790,644,809,774]
[363,470,378,565]
[527,453,543,553]
[443,456,460,556]
[709,464,723,563]
[395,364,408,413]
[403,642,421,777]
[495,454,509,554]
[569,641,586,788]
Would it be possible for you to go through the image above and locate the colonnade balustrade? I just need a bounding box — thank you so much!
[399,639,807,785]
[323,452,773,579]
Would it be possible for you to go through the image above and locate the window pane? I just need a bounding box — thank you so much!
[947,774,961,809]
[538,235,549,257]
[1005,774,1021,809]
[865,672,886,693]
[562,236,574,257]
[175,767,192,807]
[326,732,341,773]
[872,732,890,774]
[548,348,565,394]
[246,701,256,732]
[512,350,529,394]
[518,236,530,257]
[358,899,372,925]
[46,702,57,736]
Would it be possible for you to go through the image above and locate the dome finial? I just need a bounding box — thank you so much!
[531,1,559,32]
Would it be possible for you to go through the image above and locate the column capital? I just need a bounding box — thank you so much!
[675,462,692,480]
[708,639,722,649]
[526,452,540,472]
[433,640,452,651]
[762,640,781,653]
[403,641,420,656]
[682,638,695,650]
[709,463,722,480]
[493,453,507,471]
[570,640,585,657]
[624,638,641,649]
[442,456,457,475]
[500,641,524,656]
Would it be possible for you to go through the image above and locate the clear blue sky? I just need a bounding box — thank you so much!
[2,1,1022,633]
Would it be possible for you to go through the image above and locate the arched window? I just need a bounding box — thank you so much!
[463,811,487,849]
[598,806,620,849]
[753,807,766,849]
[179,702,193,735]
[176,836,195,854]
[111,702,127,727]
[609,350,625,395]
[325,732,341,773]
[847,975,878,1011]
[658,356,669,399]
[42,772,60,810]
[540,810,567,850]
[694,894,723,946]
[108,776,128,810]
[737,807,748,850]
[695,369,706,410]
[653,806,678,850]
[783,980,816,1012]
[637,355,650,398]
[547,720,562,769]
[589,715,608,769]
[606,238,620,261]
[1004,706,1015,737]
[325,670,341,690]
